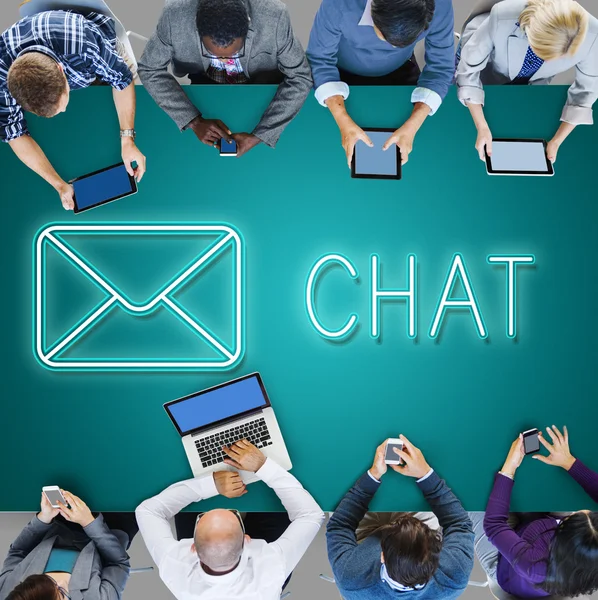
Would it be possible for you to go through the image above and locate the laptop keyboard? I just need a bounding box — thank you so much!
[195,417,273,468]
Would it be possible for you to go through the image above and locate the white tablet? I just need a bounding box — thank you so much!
[485,139,554,177]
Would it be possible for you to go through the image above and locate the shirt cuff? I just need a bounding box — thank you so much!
[187,472,220,499]
[367,470,380,483]
[411,88,442,115]
[561,104,593,126]
[416,468,434,483]
[315,81,350,107]
[457,85,485,107]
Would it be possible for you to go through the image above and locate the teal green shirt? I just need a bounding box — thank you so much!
[44,548,79,574]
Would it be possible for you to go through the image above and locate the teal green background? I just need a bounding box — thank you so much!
[1,85,597,512]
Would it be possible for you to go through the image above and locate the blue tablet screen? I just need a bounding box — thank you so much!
[354,131,398,177]
[73,164,134,210]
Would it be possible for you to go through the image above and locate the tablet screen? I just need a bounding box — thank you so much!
[488,140,552,175]
[353,131,400,179]
[73,163,136,212]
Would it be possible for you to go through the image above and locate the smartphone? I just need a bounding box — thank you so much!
[42,486,66,508]
[522,428,540,455]
[220,138,237,157]
[385,438,404,465]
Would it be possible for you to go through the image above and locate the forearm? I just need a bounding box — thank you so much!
[113,84,136,131]
[8,136,66,191]
[467,102,489,132]
[402,102,431,134]
[551,121,576,145]
[326,95,353,128]
[3,516,52,570]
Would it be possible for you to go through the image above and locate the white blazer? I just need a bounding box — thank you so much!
[456,0,598,125]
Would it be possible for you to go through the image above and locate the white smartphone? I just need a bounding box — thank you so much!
[42,486,66,508]
[385,438,404,465]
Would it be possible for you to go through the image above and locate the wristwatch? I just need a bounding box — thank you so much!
[120,129,136,140]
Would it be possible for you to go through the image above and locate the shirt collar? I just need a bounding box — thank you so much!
[17,44,60,64]
[196,547,249,586]
[380,564,426,592]
[358,0,374,26]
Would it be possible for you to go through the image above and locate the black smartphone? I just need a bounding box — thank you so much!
[523,428,540,455]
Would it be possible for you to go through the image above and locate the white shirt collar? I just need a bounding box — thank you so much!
[358,0,374,26]
[196,547,249,586]
[380,564,426,592]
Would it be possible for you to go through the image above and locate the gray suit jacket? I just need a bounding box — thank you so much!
[456,0,598,125]
[138,0,313,147]
[0,516,130,600]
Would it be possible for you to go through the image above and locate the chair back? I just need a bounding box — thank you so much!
[461,0,503,32]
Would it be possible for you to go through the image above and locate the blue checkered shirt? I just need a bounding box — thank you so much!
[0,11,133,142]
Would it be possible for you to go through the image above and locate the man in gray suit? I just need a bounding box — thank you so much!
[138,0,313,157]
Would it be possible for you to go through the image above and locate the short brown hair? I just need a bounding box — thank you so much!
[7,52,66,117]
[6,574,59,600]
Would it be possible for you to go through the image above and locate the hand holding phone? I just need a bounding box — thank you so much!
[385,438,404,465]
[39,486,64,523]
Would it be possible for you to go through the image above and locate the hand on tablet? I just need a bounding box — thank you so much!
[339,118,373,168]
[383,126,414,165]
[56,182,74,211]
[475,126,493,161]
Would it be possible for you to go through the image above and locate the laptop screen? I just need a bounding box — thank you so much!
[165,374,269,436]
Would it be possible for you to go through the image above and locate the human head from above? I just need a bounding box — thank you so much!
[541,510,598,597]
[519,0,588,61]
[7,52,70,118]
[192,508,250,574]
[6,573,66,600]
[371,0,435,48]
[379,515,443,588]
[197,0,250,60]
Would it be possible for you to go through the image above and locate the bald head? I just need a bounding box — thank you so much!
[194,510,244,572]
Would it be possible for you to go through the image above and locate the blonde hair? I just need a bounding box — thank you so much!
[519,0,589,61]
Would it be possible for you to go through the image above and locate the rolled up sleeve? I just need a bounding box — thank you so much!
[561,36,598,126]
[0,87,28,142]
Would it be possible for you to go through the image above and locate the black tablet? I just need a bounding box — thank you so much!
[485,139,554,176]
[71,162,138,213]
[351,128,402,180]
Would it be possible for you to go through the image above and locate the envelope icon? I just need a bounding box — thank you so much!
[34,224,244,370]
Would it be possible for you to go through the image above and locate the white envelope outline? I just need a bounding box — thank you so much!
[34,224,244,370]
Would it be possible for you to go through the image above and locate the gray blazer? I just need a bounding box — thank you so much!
[0,516,130,600]
[456,0,598,125]
[138,0,313,147]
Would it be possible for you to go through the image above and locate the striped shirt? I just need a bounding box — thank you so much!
[0,11,133,142]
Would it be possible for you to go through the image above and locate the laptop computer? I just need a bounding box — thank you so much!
[164,373,292,483]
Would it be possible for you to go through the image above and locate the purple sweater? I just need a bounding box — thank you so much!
[484,460,598,598]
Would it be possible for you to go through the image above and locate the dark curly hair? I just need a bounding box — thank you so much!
[197,0,249,48]
[371,0,435,48]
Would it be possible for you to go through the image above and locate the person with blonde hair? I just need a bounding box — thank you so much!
[456,0,598,163]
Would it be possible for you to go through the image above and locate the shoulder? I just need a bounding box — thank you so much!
[248,0,289,21]
[489,0,527,22]
[161,0,199,19]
